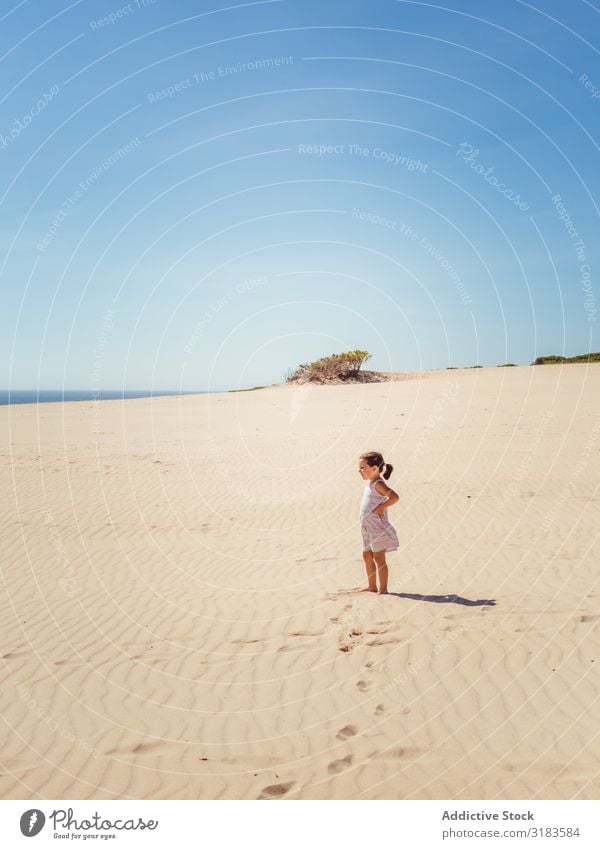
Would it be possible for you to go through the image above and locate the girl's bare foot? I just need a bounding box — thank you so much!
[358,586,378,593]
[379,589,389,595]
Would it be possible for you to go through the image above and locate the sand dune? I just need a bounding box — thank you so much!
[1,364,599,799]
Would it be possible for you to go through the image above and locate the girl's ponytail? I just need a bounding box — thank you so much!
[360,451,393,479]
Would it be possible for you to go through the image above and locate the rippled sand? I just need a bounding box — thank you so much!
[1,364,599,799]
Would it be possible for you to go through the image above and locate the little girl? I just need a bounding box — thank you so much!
[358,451,399,594]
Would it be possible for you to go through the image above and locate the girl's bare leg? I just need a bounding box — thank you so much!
[373,550,389,593]
[359,550,378,592]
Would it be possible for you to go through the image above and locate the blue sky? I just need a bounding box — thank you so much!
[1,0,598,390]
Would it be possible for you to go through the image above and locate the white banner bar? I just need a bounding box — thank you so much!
[0,800,599,848]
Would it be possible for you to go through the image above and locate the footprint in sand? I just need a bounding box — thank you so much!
[374,703,385,715]
[580,614,600,623]
[328,754,353,774]
[374,746,422,760]
[258,781,295,799]
[336,725,358,740]
[324,591,353,601]
[132,742,164,755]
[338,625,366,653]
[356,679,372,692]
[105,741,167,756]
[501,761,583,779]
[288,630,324,637]
[366,636,401,646]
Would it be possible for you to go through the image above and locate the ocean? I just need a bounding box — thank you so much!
[0,390,210,406]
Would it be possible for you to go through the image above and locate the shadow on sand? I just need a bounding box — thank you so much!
[391,592,496,606]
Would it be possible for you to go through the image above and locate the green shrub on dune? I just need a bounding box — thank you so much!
[532,352,600,365]
[286,350,372,383]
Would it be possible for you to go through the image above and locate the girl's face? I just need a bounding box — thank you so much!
[358,459,377,480]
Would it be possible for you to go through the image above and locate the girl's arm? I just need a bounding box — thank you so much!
[373,480,399,515]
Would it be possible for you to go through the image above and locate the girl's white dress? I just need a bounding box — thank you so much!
[359,478,399,552]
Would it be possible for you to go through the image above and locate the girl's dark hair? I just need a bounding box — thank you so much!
[360,450,393,480]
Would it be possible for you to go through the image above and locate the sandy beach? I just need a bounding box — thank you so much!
[1,363,599,800]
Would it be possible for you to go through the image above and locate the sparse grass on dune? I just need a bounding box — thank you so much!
[533,352,600,365]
